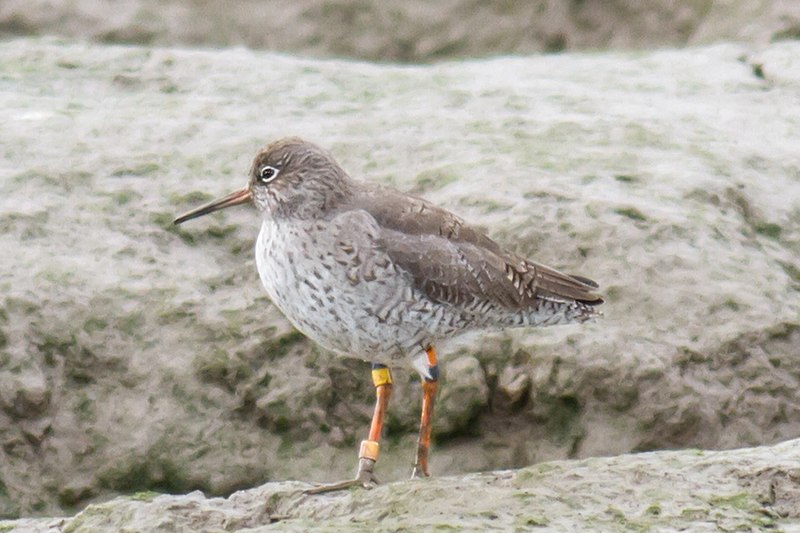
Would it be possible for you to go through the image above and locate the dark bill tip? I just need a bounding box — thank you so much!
[173,187,252,225]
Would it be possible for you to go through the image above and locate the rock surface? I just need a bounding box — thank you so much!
[3,439,800,532]
[0,37,799,518]
[1,0,799,62]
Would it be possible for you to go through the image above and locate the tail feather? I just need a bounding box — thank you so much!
[520,260,604,306]
[568,274,599,289]
[500,296,601,329]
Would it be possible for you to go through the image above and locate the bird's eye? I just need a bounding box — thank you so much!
[259,165,279,183]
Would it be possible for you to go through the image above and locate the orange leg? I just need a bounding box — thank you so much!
[412,345,439,478]
[306,363,393,494]
[359,363,393,477]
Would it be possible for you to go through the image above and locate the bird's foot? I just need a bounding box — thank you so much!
[304,458,380,494]
[410,462,429,479]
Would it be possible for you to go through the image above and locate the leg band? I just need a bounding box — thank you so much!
[371,366,393,387]
[424,346,439,382]
[359,439,380,461]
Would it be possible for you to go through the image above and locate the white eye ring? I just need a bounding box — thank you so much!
[259,165,279,183]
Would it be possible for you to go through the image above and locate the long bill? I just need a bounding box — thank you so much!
[173,187,252,225]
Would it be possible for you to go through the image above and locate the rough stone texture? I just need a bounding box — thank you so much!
[0,37,799,518]
[2,439,800,532]
[0,1,799,62]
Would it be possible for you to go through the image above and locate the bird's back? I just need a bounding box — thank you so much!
[338,181,603,329]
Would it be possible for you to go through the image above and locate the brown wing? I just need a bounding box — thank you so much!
[351,184,504,253]
[348,184,603,309]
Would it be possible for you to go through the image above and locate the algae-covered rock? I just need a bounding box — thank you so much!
[435,355,489,436]
[2,439,799,532]
[0,38,798,517]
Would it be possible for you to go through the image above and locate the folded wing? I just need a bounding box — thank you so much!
[350,185,603,311]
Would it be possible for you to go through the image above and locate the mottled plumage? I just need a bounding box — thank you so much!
[245,138,602,369]
[174,137,603,489]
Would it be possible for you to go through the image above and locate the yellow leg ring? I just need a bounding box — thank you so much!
[359,439,380,461]
[371,367,393,387]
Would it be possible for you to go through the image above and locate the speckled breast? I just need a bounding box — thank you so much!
[254,218,442,363]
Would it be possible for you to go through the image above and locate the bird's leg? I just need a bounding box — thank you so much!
[357,363,393,484]
[305,363,393,494]
[411,345,439,479]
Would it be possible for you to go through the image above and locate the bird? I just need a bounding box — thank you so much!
[173,137,603,493]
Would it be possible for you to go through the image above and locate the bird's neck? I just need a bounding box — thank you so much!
[270,178,354,221]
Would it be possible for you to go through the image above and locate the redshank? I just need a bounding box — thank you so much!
[174,137,603,492]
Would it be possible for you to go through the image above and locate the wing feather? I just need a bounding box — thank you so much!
[343,183,603,310]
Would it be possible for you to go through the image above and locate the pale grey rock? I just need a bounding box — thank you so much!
[0,38,798,518]
[496,364,531,409]
[0,1,799,61]
[435,355,489,436]
[0,370,50,419]
[2,439,799,532]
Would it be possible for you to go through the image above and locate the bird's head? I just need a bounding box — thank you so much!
[173,137,351,225]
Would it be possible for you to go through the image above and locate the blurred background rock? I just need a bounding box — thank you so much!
[1,0,799,522]
[1,0,799,61]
